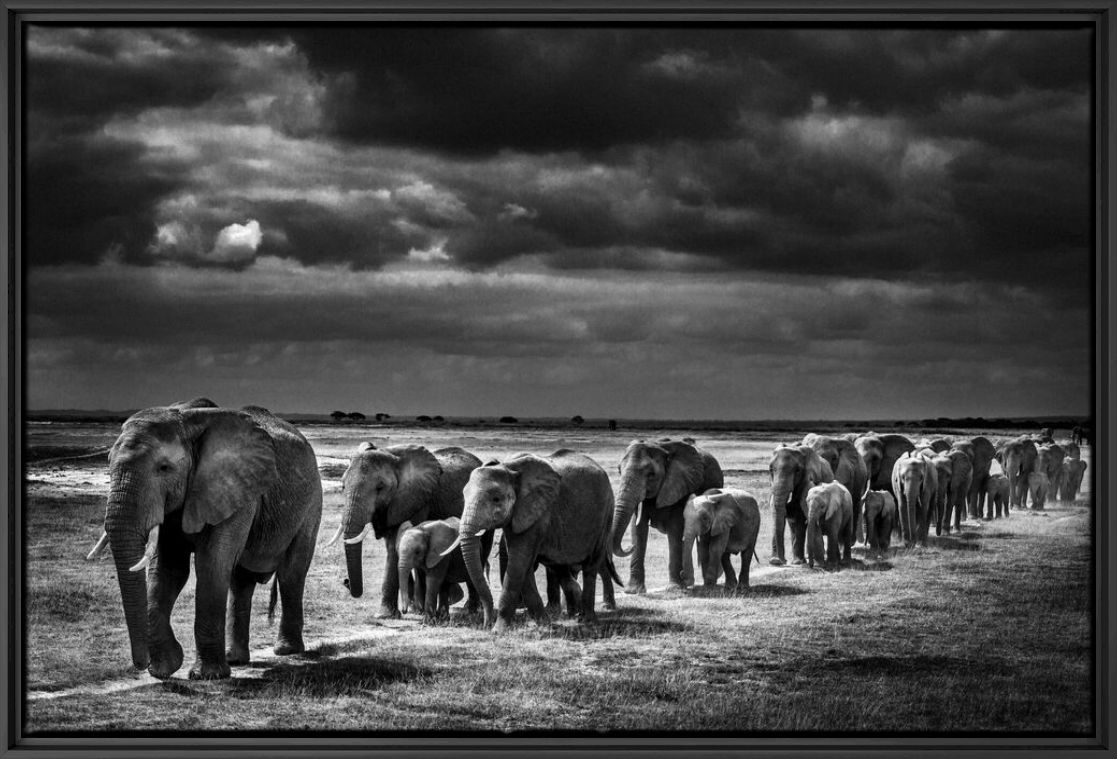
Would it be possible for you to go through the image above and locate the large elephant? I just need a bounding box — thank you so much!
[1035,444,1066,506]
[681,488,761,592]
[1060,459,1087,500]
[330,443,481,619]
[1001,436,1038,510]
[610,439,723,594]
[892,451,937,547]
[768,445,834,565]
[396,517,493,623]
[983,473,1011,519]
[951,436,996,519]
[85,399,322,680]
[458,451,616,632]
[805,482,854,570]
[863,490,897,560]
[801,434,868,543]
[855,433,915,500]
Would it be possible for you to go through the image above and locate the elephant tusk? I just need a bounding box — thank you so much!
[128,525,160,572]
[474,528,486,537]
[439,535,463,557]
[343,523,372,545]
[85,531,110,561]
[324,524,344,547]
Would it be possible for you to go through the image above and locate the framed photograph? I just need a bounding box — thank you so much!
[5,1,1112,755]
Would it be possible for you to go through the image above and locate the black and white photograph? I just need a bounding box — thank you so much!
[10,8,1108,745]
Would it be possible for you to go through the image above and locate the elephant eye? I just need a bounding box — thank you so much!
[157,462,173,473]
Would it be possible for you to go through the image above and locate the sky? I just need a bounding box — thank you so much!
[24,26,1094,420]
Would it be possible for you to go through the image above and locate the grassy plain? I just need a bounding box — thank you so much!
[22,423,1094,734]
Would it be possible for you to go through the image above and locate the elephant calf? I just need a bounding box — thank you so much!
[862,490,897,560]
[396,517,493,623]
[681,488,761,593]
[1060,459,1087,501]
[805,482,854,570]
[983,473,1011,519]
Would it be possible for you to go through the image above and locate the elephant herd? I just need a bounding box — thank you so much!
[81,400,1088,681]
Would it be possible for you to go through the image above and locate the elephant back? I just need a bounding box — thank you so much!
[429,447,483,519]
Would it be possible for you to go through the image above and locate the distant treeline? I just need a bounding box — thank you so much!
[26,410,1089,434]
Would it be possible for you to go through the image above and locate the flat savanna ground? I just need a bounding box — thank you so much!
[23,424,1094,734]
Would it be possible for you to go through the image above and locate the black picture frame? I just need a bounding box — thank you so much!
[3,1,1113,755]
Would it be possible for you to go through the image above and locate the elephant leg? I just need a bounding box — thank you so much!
[788,514,807,565]
[560,571,581,617]
[410,572,425,615]
[190,546,243,678]
[665,513,686,591]
[625,510,650,594]
[273,524,317,656]
[377,527,403,619]
[545,568,562,616]
[578,563,598,623]
[146,539,190,679]
[424,571,441,623]
[464,575,482,614]
[225,565,257,666]
[521,571,548,626]
[494,547,538,632]
[721,554,737,591]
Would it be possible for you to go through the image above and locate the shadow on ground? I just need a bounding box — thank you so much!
[928,533,983,551]
[812,653,1014,677]
[538,606,694,640]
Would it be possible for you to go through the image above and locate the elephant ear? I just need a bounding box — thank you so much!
[180,410,278,534]
[711,496,737,537]
[386,445,443,527]
[170,397,218,410]
[656,441,704,508]
[425,520,460,568]
[506,454,561,534]
[358,442,376,452]
[396,520,414,549]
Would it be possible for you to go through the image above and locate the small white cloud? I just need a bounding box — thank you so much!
[499,203,537,222]
[407,240,451,263]
[207,220,263,264]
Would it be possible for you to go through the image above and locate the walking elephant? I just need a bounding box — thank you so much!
[681,488,761,592]
[610,439,723,594]
[1060,459,1087,500]
[863,490,897,560]
[1063,441,1081,460]
[935,450,973,534]
[801,434,868,544]
[805,482,854,570]
[85,399,322,680]
[457,451,616,632]
[952,436,996,519]
[983,473,1011,518]
[329,443,481,619]
[855,433,915,500]
[892,451,937,547]
[1035,444,1066,506]
[396,517,493,623]
[1001,436,1038,510]
[768,445,834,565]
[1027,471,1050,510]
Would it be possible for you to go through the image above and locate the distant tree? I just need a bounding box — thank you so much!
[330,410,347,422]
[571,415,584,425]
[417,415,432,423]
[608,419,617,431]
[500,416,518,424]
[374,413,390,422]
[347,412,366,421]
[433,415,445,423]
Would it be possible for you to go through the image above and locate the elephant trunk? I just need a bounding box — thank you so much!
[903,484,920,545]
[768,479,793,559]
[342,496,369,598]
[397,564,414,613]
[459,527,493,628]
[611,471,646,558]
[104,473,150,671]
[805,515,821,567]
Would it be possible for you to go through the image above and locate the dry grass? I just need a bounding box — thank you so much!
[21,427,1094,735]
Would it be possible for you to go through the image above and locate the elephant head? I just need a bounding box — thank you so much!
[333,443,441,598]
[611,439,708,558]
[395,518,461,612]
[458,455,561,628]
[95,404,277,671]
[682,489,738,586]
[1002,436,1038,507]
[855,433,914,491]
[769,444,831,523]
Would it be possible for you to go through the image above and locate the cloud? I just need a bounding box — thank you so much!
[208,220,263,263]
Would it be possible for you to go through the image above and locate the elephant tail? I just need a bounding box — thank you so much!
[606,553,623,587]
[268,576,279,625]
